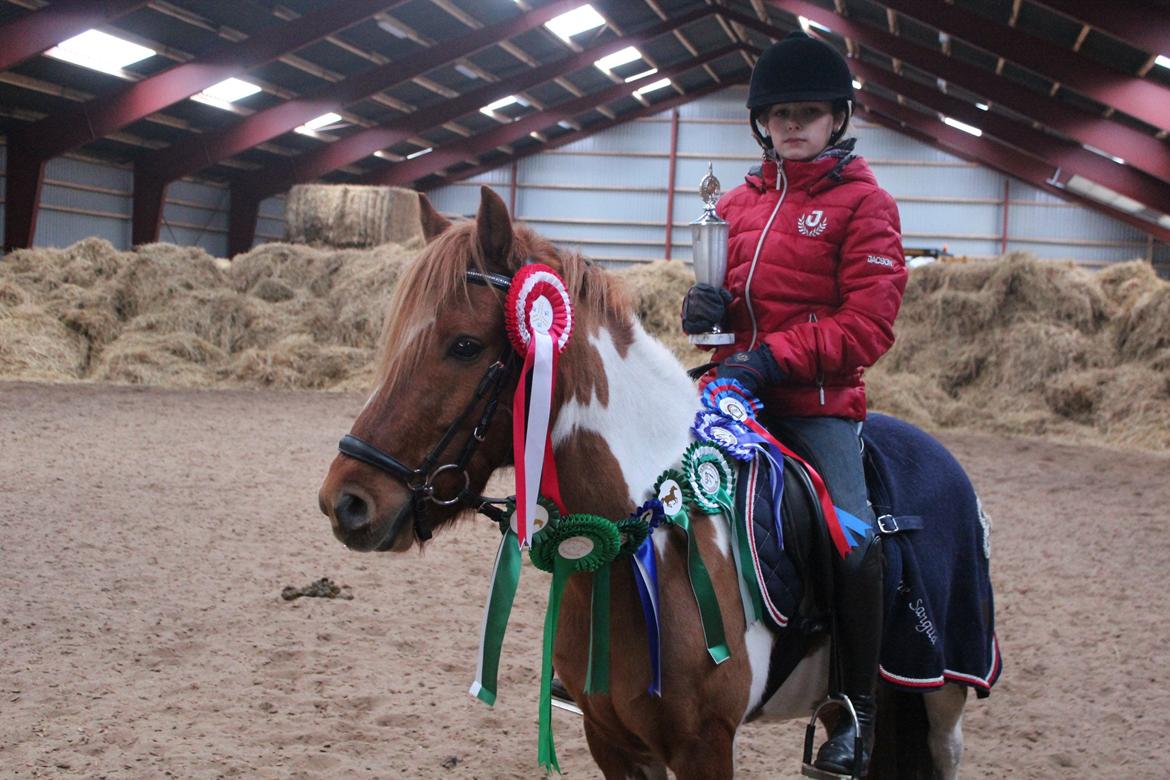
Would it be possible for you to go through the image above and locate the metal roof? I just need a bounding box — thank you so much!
[1,0,1168,254]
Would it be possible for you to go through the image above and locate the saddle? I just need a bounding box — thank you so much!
[736,413,1002,709]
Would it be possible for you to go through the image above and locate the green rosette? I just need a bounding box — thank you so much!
[529,513,621,774]
[617,514,649,557]
[469,497,559,707]
[652,468,729,665]
[684,442,764,626]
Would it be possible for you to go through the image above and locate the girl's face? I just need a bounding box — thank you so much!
[765,101,844,161]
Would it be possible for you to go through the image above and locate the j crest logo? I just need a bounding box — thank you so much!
[797,210,828,237]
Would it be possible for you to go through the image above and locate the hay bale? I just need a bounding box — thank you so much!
[228,335,371,389]
[1116,285,1170,360]
[1096,260,1161,312]
[285,184,424,248]
[324,243,418,348]
[125,289,276,354]
[93,332,225,387]
[615,260,708,364]
[228,242,345,297]
[0,303,86,381]
[112,243,228,320]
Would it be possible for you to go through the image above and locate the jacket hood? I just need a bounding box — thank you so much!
[745,138,876,195]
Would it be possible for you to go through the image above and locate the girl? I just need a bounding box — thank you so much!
[682,31,906,776]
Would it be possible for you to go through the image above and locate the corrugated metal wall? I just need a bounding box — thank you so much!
[429,86,1163,268]
[0,142,285,256]
[1,85,1164,267]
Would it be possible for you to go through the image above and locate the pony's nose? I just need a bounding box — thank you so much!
[333,491,371,533]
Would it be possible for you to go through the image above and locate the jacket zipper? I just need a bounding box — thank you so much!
[810,312,825,405]
[744,160,787,350]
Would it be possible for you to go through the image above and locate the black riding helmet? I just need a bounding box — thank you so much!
[747,31,855,151]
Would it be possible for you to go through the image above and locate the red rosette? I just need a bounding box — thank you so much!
[504,264,573,357]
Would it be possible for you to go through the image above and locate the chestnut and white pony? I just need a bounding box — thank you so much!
[318,187,970,779]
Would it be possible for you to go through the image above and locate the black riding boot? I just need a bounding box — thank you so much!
[815,535,883,777]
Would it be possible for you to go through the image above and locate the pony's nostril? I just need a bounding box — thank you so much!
[334,492,370,533]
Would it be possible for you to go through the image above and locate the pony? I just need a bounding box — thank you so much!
[318,186,984,779]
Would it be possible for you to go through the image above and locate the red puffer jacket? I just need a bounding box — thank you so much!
[713,150,905,420]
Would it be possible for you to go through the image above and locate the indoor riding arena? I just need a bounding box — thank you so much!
[2,2,1169,779]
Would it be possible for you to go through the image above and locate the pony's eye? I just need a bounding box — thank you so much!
[448,336,484,361]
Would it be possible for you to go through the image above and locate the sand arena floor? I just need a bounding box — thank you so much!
[1,381,1168,779]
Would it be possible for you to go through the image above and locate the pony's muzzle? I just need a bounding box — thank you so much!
[333,491,371,533]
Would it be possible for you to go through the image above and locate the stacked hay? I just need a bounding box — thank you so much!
[285,184,424,248]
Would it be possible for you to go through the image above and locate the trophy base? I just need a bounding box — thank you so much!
[689,332,736,346]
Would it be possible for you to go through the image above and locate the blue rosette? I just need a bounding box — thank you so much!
[692,411,756,461]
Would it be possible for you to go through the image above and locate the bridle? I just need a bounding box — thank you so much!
[336,269,517,541]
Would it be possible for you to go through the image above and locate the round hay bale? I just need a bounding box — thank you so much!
[0,303,86,381]
[285,184,424,248]
[93,332,225,387]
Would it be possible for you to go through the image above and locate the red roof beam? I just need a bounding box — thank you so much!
[362,44,743,187]
[721,4,1170,185]
[856,91,1170,245]
[848,58,1170,214]
[1031,0,1170,61]
[234,6,718,203]
[131,0,583,244]
[0,0,147,72]
[422,78,742,192]
[874,0,1170,131]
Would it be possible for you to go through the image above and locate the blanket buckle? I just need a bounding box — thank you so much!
[877,514,899,534]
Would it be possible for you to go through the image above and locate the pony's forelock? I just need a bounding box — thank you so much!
[373,219,629,393]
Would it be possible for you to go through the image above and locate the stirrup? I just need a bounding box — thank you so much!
[800,694,864,779]
[550,678,582,716]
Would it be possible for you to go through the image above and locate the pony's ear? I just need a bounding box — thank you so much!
[475,186,515,273]
[417,193,451,243]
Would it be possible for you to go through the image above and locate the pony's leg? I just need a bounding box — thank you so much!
[582,718,666,780]
[923,685,968,780]
[667,719,737,780]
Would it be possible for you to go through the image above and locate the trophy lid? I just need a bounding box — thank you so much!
[698,162,721,210]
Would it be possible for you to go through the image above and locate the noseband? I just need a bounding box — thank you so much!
[337,269,516,542]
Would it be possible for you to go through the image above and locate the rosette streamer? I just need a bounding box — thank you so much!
[654,470,729,665]
[505,264,574,549]
[702,379,868,558]
[628,500,664,696]
[470,498,558,706]
[530,514,621,773]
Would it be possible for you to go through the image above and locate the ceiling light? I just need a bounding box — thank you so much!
[1158,214,1170,229]
[191,77,262,110]
[295,112,343,135]
[1155,54,1170,69]
[624,67,658,83]
[545,5,605,42]
[942,116,982,137]
[405,147,432,160]
[454,64,479,79]
[852,79,862,90]
[633,77,672,96]
[377,20,409,39]
[480,95,519,115]
[1066,175,1145,212]
[595,46,642,71]
[558,120,576,130]
[975,102,989,111]
[797,16,831,34]
[1111,194,1145,213]
[45,29,155,75]
[1083,144,1126,165]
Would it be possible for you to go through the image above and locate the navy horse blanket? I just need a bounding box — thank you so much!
[739,413,1002,697]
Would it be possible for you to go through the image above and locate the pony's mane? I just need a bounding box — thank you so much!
[375,219,630,392]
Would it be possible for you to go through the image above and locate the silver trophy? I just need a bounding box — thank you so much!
[689,163,735,345]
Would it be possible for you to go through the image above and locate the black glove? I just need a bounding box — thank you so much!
[716,345,784,398]
[681,284,732,335]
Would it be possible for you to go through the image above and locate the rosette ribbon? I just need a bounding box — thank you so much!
[469,498,557,707]
[683,442,764,626]
[654,469,729,665]
[627,500,663,696]
[702,379,869,558]
[505,264,574,549]
[529,514,621,773]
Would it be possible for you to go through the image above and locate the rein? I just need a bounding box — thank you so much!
[337,268,517,541]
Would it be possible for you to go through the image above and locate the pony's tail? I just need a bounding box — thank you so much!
[868,687,934,779]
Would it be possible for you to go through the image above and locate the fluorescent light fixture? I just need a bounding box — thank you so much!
[1083,144,1126,165]
[942,116,982,137]
[454,64,479,79]
[295,112,343,135]
[373,150,390,159]
[1155,54,1170,69]
[45,29,155,75]
[545,5,605,42]
[1111,194,1145,213]
[1066,175,1145,213]
[625,67,658,83]
[852,79,862,90]
[633,77,672,96]
[975,102,989,111]
[1158,213,1170,229]
[595,46,641,71]
[557,120,576,130]
[480,95,519,115]
[798,16,831,34]
[191,77,262,109]
[405,147,432,160]
[377,20,408,39]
